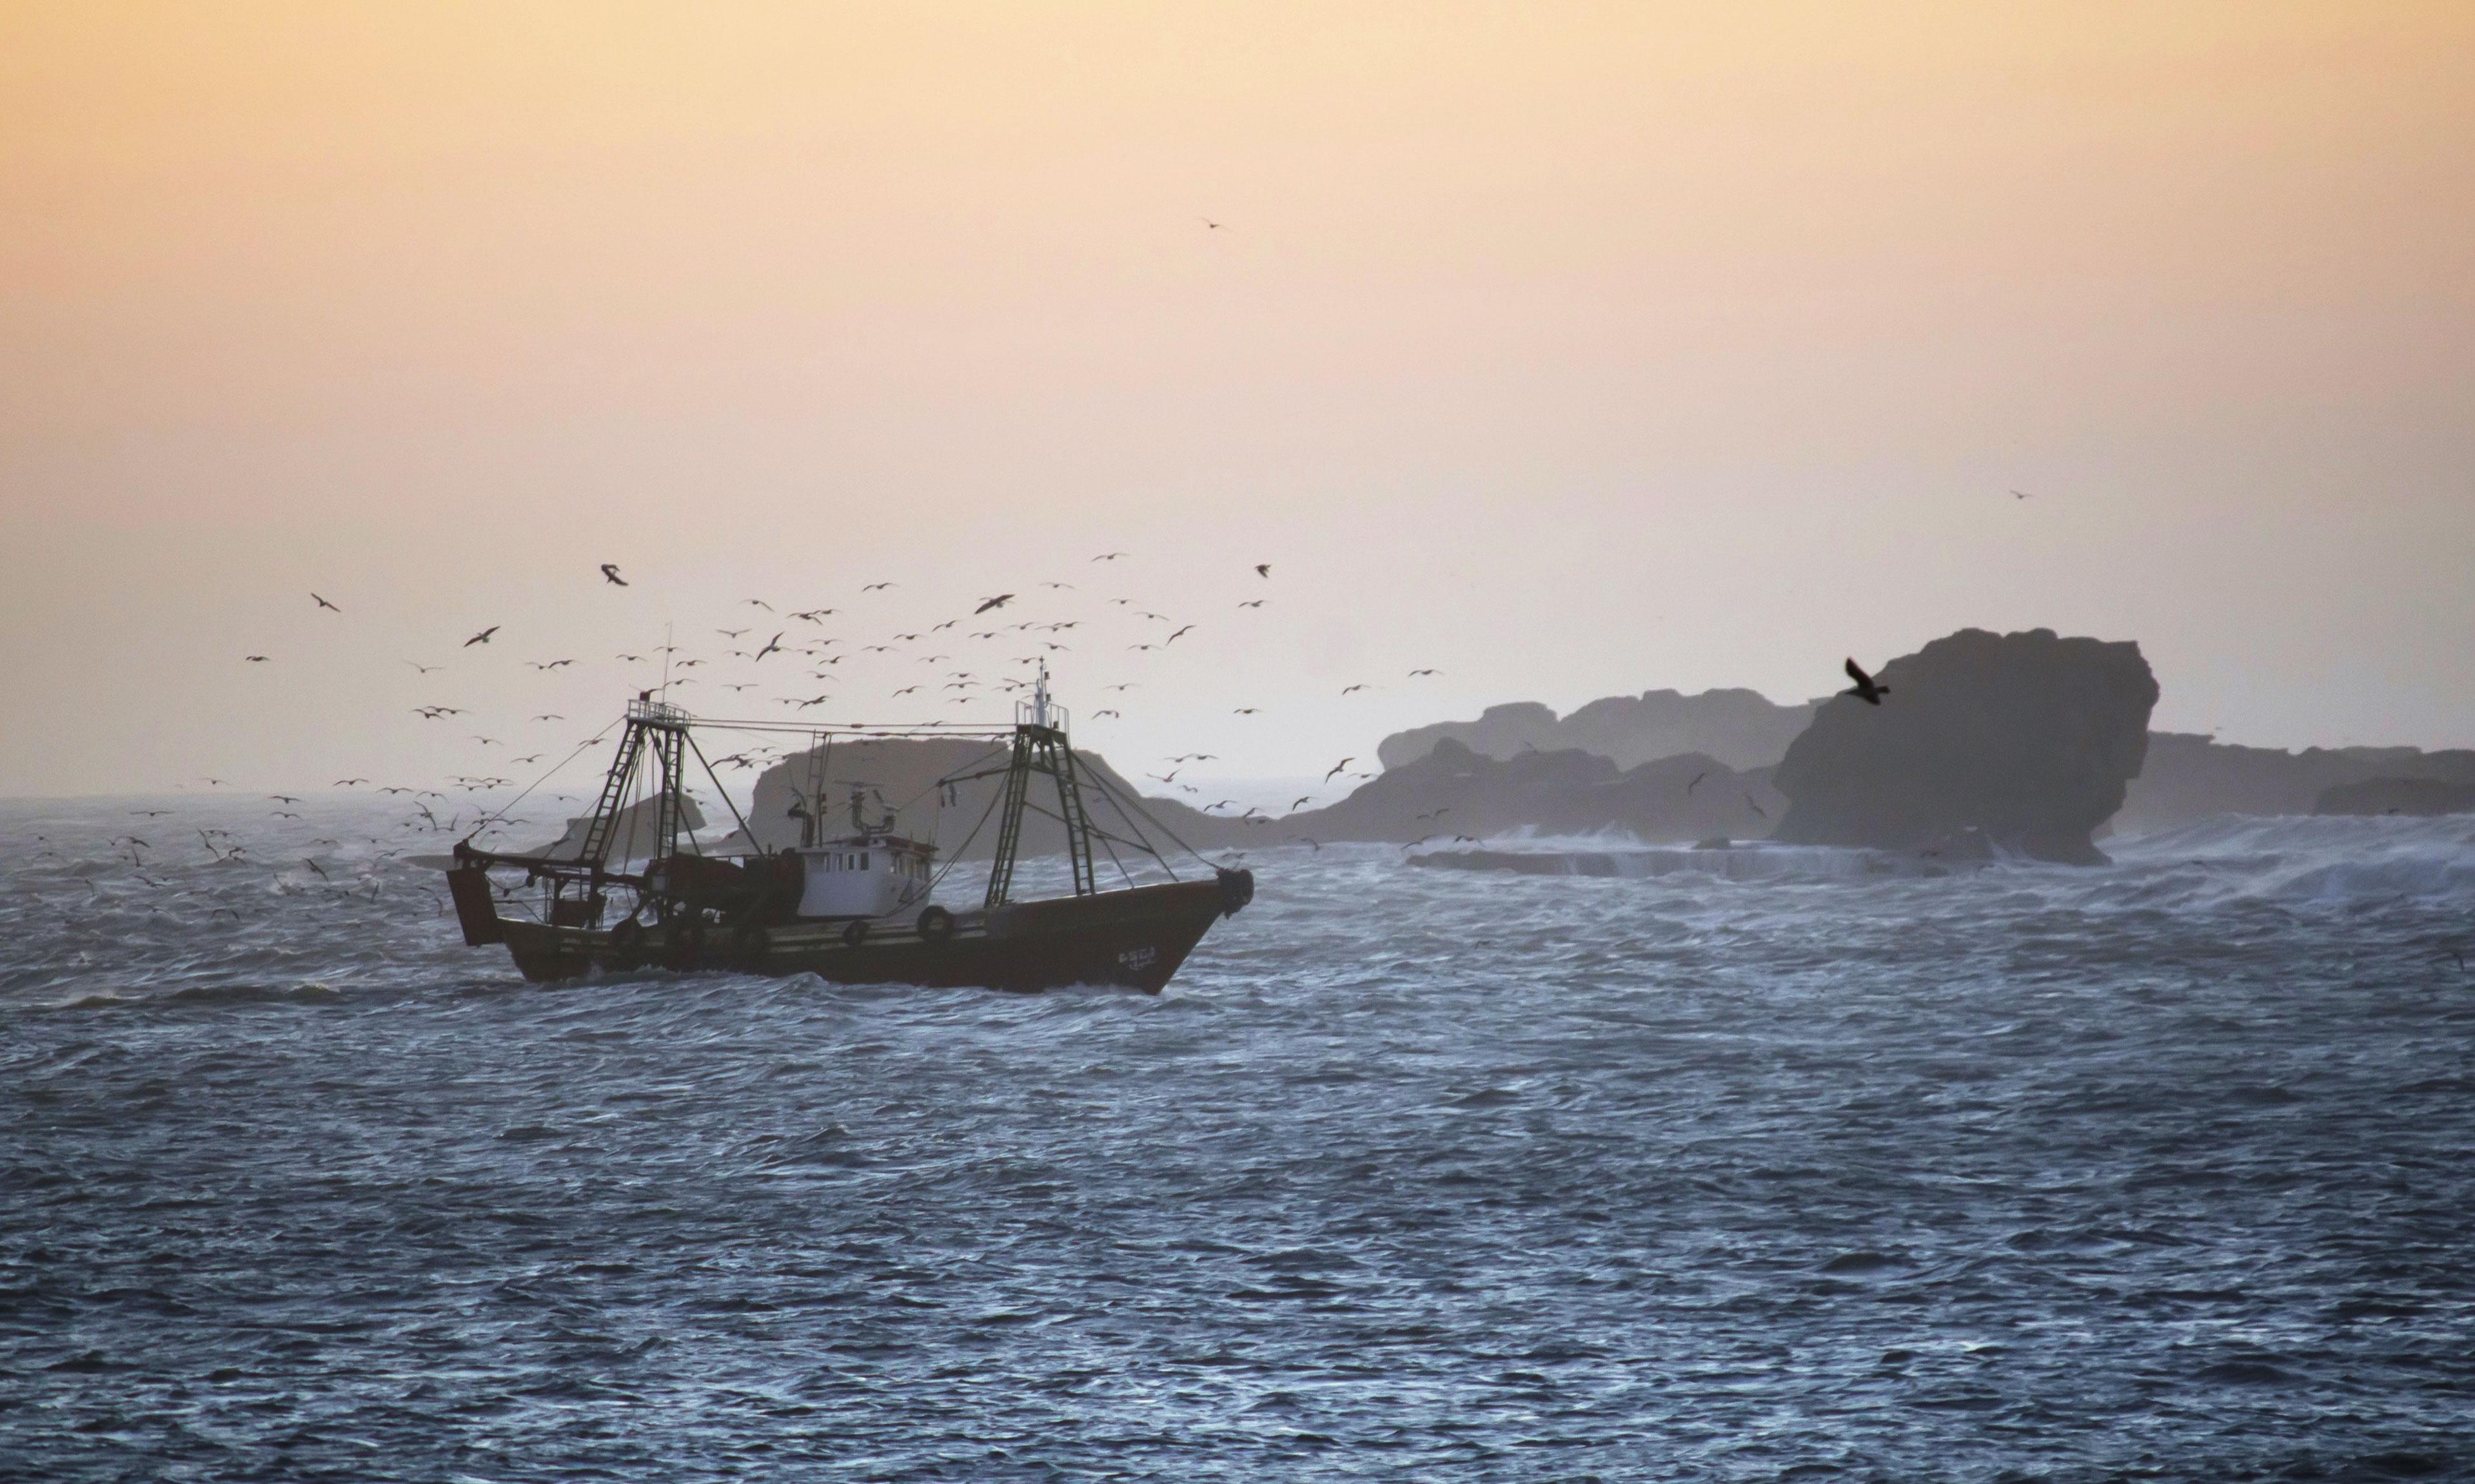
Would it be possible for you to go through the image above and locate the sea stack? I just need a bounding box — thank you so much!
[1770,628,2158,864]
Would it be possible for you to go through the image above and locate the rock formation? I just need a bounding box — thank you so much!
[522,795,707,861]
[714,735,1233,862]
[2114,734,2475,831]
[1379,688,1819,772]
[1770,628,2158,864]
[2314,777,2475,817]
[1281,739,1784,845]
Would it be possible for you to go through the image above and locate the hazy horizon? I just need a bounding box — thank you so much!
[7,3,2472,797]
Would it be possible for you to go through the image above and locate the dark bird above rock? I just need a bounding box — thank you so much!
[1842,658,1890,705]
[600,563,627,585]
[1325,757,1354,781]
[976,594,1014,614]
[464,626,498,647]
[312,593,340,612]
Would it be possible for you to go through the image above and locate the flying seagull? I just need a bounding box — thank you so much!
[244,654,270,663]
[975,594,1015,614]
[1325,757,1354,781]
[1254,563,1270,578]
[600,563,627,585]
[465,626,499,647]
[311,593,340,612]
[1842,658,1890,706]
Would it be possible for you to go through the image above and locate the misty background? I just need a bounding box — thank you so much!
[5,3,2471,798]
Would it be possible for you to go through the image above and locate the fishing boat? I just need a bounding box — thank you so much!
[443,671,1253,991]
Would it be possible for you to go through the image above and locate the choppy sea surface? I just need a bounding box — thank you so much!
[6,797,2474,1482]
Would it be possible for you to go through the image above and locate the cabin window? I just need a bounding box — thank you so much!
[861,852,871,870]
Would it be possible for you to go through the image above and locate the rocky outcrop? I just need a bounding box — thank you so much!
[2314,777,2475,817]
[1281,739,1784,845]
[1771,628,2158,864]
[523,795,707,860]
[2115,734,2475,831]
[1379,688,1819,772]
[714,736,1241,861]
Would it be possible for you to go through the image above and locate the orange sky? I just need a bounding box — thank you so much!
[4,3,2472,796]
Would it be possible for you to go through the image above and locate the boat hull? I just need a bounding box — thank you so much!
[492,875,1247,993]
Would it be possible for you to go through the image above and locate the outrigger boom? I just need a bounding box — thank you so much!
[444,674,1252,992]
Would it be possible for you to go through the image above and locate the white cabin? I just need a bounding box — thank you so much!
[794,834,935,920]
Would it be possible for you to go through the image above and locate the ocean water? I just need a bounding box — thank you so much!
[5,798,2474,1482]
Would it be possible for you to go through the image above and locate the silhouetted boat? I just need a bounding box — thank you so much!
[443,672,1252,991]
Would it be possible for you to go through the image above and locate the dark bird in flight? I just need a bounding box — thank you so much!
[1239,600,1264,609]
[616,652,644,662]
[1744,794,1770,820]
[244,655,269,663]
[1341,684,1370,694]
[717,627,749,638]
[600,563,627,585]
[893,685,921,696]
[531,713,563,721]
[1167,625,1195,644]
[311,593,340,612]
[975,594,1015,614]
[1325,759,1354,781]
[404,661,442,674]
[1288,835,1322,852]
[1290,796,1313,812]
[1092,552,1127,561]
[1093,708,1121,719]
[2009,489,2032,500]
[270,794,301,804]
[1041,581,1075,589]
[755,632,785,661]
[1408,669,1439,677]
[863,582,896,591]
[1254,563,1270,578]
[1687,771,1708,795]
[464,626,498,647]
[744,599,774,610]
[1233,707,1259,716]
[1842,658,1890,705]
[132,809,172,817]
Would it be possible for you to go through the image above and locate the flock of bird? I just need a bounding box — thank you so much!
[199,553,1503,866]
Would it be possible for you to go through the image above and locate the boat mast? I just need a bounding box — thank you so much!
[576,694,692,868]
[983,665,1099,907]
